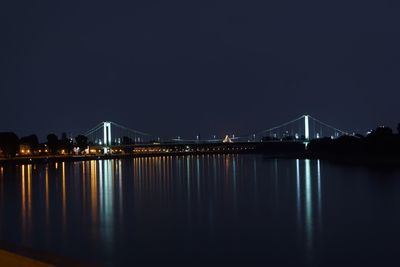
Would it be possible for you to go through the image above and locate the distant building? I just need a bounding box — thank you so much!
[36,144,49,154]
[19,144,32,155]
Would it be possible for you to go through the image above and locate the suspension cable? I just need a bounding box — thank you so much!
[84,123,104,136]
[308,115,348,134]
[257,115,305,135]
[110,122,150,136]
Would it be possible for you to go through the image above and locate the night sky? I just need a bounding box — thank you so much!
[2,1,400,140]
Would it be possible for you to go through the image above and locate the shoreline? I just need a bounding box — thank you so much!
[1,151,400,166]
[0,240,90,267]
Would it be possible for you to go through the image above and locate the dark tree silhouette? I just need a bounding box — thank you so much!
[0,132,19,157]
[397,123,400,135]
[308,126,400,157]
[19,134,39,151]
[367,126,393,138]
[59,133,73,153]
[355,133,364,139]
[47,134,59,154]
[75,135,88,151]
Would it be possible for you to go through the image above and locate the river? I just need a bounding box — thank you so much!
[0,155,399,266]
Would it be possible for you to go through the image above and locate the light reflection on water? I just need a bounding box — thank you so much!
[13,157,316,257]
[0,155,399,265]
[305,159,313,255]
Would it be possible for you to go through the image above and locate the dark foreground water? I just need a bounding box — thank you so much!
[0,155,400,266]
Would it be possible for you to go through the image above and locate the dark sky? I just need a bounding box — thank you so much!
[1,1,400,140]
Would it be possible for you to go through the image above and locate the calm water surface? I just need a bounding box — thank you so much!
[1,155,400,266]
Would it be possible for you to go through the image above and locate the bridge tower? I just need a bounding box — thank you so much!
[304,115,310,140]
[103,122,112,152]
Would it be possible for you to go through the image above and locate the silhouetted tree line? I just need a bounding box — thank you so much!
[0,132,19,158]
[0,132,89,158]
[307,126,400,157]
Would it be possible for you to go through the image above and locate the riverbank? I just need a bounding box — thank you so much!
[0,141,305,165]
[0,249,53,267]
[1,140,400,166]
[0,240,90,267]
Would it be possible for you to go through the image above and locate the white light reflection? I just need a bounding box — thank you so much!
[99,160,103,218]
[213,156,217,200]
[186,156,192,225]
[305,159,313,258]
[101,160,114,253]
[186,157,191,199]
[296,159,301,227]
[118,160,123,220]
[196,156,200,203]
[317,160,322,232]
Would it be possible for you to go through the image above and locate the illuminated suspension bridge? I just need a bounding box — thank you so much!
[252,115,348,141]
[83,115,349,149]
[84,121,155,146]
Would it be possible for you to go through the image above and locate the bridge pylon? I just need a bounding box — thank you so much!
[304,115,310,140]
[103,122,112,153]
[84,121,152,153]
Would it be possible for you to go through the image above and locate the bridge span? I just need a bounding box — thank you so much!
[82,115,349,155]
